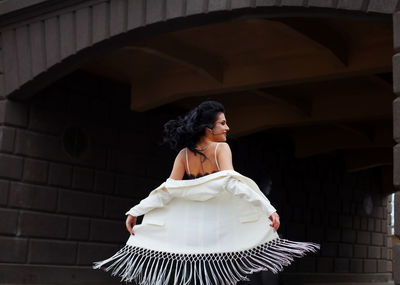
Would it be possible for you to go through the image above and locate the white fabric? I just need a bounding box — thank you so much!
[95,170,320,284]
[125,170,277,254]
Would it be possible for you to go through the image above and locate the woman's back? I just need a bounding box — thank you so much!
[183,142,221,179]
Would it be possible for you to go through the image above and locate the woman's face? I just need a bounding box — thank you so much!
[211,112,230,141]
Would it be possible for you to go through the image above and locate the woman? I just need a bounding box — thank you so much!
[94,101,319,285]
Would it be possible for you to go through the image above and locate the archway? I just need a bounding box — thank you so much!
[0,1,399,284]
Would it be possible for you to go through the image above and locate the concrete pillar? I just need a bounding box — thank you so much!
[394,193,400,285]
[392,11,400,284]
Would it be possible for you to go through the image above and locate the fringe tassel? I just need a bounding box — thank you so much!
[93,238,320,285]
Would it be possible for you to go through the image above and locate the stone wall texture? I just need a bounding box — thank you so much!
[232,135,393,283]
[393,8,400,285]
[0,0,395,101]
[0,72,177,284]
[0,71,394,284]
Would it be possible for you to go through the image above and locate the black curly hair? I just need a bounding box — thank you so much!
[163,101,225,158]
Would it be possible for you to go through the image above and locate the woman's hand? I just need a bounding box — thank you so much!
[269,212,280,230]
[125,215,137,235]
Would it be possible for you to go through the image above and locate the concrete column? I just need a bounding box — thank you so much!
[395,194,400,284]
[392,11,400,284]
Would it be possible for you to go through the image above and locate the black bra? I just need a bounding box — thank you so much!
[182,171,218,180]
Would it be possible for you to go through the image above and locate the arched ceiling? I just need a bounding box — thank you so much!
[82,17,393,110]
[82,16,395,169]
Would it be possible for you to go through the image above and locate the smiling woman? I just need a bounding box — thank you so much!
[163,101,231,180]
[93,101,320,285]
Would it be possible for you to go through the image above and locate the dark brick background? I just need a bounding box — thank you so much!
[0,71,394,284]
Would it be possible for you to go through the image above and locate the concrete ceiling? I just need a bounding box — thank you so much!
[82,17,395,170]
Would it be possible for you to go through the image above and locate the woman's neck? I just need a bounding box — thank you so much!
[196,137,213,150]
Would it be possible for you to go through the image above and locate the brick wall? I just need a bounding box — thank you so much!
[230,134,393,282]
[0,72,177,284]
[0,71,393,284]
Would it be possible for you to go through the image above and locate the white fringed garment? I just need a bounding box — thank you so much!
[94,170,320,284]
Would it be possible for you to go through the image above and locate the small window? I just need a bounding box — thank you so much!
[63,126,89,159]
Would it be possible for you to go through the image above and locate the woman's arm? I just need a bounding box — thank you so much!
[217,143,234,170]
[219,143,280,230]
[125,183,172,234]
[126,215,136,235]
[169,149,186,180]
[224,177,280,230]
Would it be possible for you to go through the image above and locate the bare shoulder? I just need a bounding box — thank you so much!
[217,142,234,170]
[217,142,232,154]
[169,148,186,179]
[176,148,186,161]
